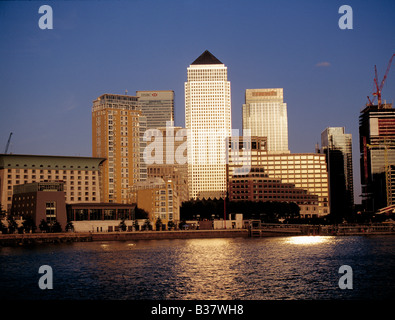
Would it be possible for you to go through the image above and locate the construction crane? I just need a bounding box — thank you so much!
[367,53,395,108]
[4,132,12,154]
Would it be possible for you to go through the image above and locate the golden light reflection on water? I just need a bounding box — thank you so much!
[287,236,332,245]
[174,238,240,299]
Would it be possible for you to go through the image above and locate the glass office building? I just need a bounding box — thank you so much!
[136,91,174,130]
[185,50,232,200]
[243,88,289,153]
[321,127,354,219]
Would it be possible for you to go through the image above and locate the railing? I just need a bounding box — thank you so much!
[321,223,394,235]
[248,222,394,237]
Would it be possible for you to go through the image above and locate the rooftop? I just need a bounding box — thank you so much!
[191,50,223,65]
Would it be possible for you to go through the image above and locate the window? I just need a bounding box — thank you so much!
[45,201,56,223]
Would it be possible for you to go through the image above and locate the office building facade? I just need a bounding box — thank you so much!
[0,154,105,212]
[321,127,354,219]
[359,103,395,211]
[185,50,232,200]
[227,137,330,216]
[243,88,289,152]
[129,177,179,227]
[136,90,174,129]
[11,182,68,229]
[228,167,319,218]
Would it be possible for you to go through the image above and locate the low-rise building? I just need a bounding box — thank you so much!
[0,154,105,212]
[11,181,67,229]
[66,202,136,232]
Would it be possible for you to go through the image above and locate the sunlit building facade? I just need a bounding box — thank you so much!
[145,125,188,204]
[227,137,330,217]
[0,154,105,212]
[243,88,289,153]
[129,177,179,227]
[136,90,174,129]
[185,50,232,200]
[92,93,142,203]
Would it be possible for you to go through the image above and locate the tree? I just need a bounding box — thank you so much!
[179,220,187,230]
[167,220,175,230]
[22,216,37,233]
[65,221,74,232]
[51,220,62,233]
[155,218,163,231]
[119,219,127,232]
[7,216,18,234]
[0,220,7,234]
[39,219,49,233]
[143,219,152,231]
[0,203,7,218]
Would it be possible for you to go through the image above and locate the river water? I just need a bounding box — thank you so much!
[0,235,394,300]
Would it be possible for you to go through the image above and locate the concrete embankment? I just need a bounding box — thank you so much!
[91,229,248,241]
[0,233,93,247]
[0,229,249,247]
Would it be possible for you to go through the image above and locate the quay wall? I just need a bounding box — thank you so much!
[91,229,248,241]
[1,224,394,247]
[0,230,249,246]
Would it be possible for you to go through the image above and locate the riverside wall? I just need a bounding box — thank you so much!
[1,224,394,247]
[0,229,249,247]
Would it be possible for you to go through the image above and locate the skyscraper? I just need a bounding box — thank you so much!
[92,93,142,203]
[359,103,395,211]
[242,88,289,152]
[321,127,354,220]
[185,50,232,199]
[136,91,174,129]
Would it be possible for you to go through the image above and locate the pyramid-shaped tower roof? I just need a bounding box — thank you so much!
[191,50,223,65]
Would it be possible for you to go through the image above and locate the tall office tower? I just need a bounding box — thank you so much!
[185,50,232,199]
[136,91,174,129]
[243,88,289,153]
[139,115,147,181]
[92,93,142,203]
[321,127,354,220]
[359,103,395,211]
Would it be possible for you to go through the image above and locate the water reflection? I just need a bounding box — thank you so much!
[286,236,333,245]
[1,236,394,300]
[172,238,242,300]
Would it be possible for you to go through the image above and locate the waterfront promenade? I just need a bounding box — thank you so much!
[0,223,394,247]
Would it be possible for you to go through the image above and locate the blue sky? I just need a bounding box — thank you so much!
[1,0,395,203]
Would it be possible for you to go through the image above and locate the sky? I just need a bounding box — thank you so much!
[1,0,395,204]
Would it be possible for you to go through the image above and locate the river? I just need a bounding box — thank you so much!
[0,235,394,300]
